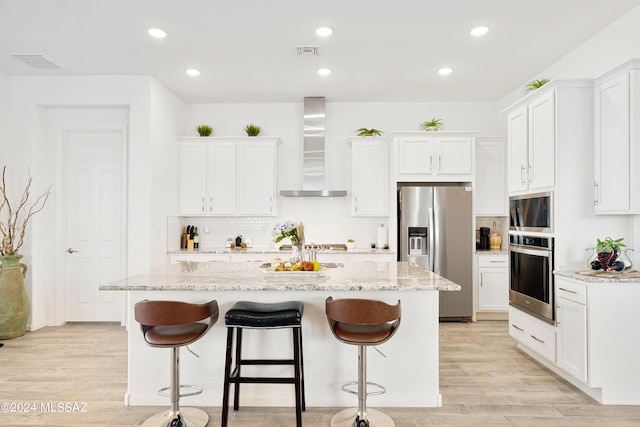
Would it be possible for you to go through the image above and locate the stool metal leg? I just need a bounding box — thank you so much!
[330,346,395,427]
[142,347,209,427]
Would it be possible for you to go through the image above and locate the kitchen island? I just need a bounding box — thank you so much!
[101,261,460,408]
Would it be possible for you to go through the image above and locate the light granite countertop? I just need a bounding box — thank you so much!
[167,247,395,255]
[555,269,640,284]
[100,261,460,292]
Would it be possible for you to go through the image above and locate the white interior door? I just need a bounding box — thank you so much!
[63,128,126,321]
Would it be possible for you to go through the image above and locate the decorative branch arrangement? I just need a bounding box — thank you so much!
[0,166,52,256]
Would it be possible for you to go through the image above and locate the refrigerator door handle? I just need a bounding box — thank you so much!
[428,206,435,271]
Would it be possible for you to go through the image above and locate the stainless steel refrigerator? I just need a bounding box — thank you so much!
[398,183,473,321]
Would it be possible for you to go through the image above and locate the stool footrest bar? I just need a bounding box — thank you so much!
[157,384,203,399]
[341,381,386,396]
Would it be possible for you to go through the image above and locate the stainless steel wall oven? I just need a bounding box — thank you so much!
[509,234,555,324]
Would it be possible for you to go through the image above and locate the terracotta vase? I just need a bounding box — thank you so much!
[0,255,30,339]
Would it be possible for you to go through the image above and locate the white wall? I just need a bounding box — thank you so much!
[0,72,8,147]
[5,75,184,329]
[149,79,186,269]
[500,5,640,110]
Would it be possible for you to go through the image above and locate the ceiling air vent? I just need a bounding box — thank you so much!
[296,46,319,57]
[10,53,62,69]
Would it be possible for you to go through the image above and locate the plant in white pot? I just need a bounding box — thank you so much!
[0,166,51,339]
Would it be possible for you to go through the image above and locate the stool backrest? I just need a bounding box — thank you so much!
[134,300,219,329]
[325,297,401,325]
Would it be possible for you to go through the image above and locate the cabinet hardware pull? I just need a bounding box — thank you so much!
[489,260,506,263]
[593,181,599,206]
[511,324,523,332]
[201,196,205,213]
[210,196,213,212]
[558,287,577,294]
[528,164,533,184]
[354,196,357,212]
[438,155,442,172]
[530,335,545,344]
[429,155,433,171]
[480,273,483,286]
[520,165,525,185]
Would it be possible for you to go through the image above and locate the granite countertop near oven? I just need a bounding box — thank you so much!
[475,249,508,254]
[554,269,640,284]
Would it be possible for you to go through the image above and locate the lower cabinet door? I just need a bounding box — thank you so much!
[478,267,508,311]
[556,297,588,383]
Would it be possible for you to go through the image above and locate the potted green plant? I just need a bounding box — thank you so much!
[244,124,262,137]
[196,124,213,137]
[419,118,444,131]
[523,78,551,94]
[0,166,51,339]
[356,128,383,137]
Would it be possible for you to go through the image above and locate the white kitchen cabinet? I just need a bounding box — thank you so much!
[178,137,278,216]
[555,279,588,383]
[512,274,640,404]
[593,60,640,214]
[394,132,475,181]
[509,306,556,363]
[475,139,507,216]
[350,137,389,216]
[477,254,508,311]
[236,141,276,215]
[507,90,555,193]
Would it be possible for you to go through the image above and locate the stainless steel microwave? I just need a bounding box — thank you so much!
[509,192,553,233]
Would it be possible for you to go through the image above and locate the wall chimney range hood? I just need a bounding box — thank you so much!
[280,97,347,197]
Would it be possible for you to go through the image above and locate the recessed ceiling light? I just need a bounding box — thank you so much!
[470,26,489,37]
[317,68,331,76]
[185,68,201,77]
[438,67,453,76]
[148,28,168,38]
[316,26,333,37]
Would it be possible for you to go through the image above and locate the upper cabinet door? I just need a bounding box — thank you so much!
[351,138,389,216]
[475,140,507,216]
[208,142,236,215]
[528,91,555,190]
[437,137,472,175]
[179,142,208,215]
[236,140,276,215]
[507,107,528,193]
[397,138,434,174]
[594,72,631,213]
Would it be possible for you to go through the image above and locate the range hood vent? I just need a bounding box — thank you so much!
[280,97,347,197]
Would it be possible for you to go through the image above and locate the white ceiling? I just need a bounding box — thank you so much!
[1,0,639,103]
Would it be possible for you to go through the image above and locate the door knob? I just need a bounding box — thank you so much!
[66,248,79,254]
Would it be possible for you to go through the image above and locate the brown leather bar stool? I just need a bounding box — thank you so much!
[325,297,401,427]
[134,299,219,427]
[221,301,305,427]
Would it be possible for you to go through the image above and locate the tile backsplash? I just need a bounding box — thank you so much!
[167,197,390,250]
[476,216,508,250]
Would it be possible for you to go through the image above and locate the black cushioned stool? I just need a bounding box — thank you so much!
[134,299,219,427]
[221,301,305,427]
[325,297,402,427]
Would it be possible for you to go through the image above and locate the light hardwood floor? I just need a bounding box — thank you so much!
[1,321,640,426]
